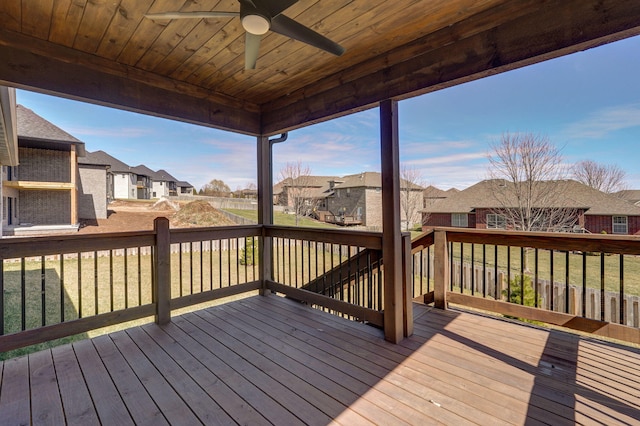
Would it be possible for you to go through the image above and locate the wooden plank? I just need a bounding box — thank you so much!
[124,327,235,425]
[169,280,261,310]
[0,304,155,353]
[203,302,404,426]
[0,1,21,32]
[180,311,335,425]
[109,330,201,425]
[50,344,99,425]
[141,323,270,425]
[29,349,65,425]
[0,29,261,135]
[189,309,363,423]
[91,335,167,425]
[48,0,85,46]
[240,297,477,425]
[264,225,383,249]
[72,338,133,424]
[0,230,155,258]
[266,280,384,327]
[0,355,31,425]
[447,292,640,345]
[166,315,307,425]
[21,0,53,40]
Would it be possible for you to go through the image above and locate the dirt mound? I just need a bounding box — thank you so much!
[171,201,235,227]
[150,198,179,211]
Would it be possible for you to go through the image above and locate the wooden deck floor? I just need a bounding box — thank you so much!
[1,295,639,425]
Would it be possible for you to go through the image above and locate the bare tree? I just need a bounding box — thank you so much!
[278,161,314,226]
[200,179,231,197]
[400,165,425,231]
[487,133,578,232]
[572,160,627,193]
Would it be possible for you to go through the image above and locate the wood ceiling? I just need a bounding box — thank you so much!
[0,0,638,136]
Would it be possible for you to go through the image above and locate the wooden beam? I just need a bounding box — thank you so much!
[257,136,273,295]
[0,28,261,136]
[433,230,449,310]
[153,217,171,325]
[2,180,75,190]
[380,99,404,343]
[262,0,640,134]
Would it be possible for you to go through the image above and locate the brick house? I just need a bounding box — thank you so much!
[2,105,97,234]
[423,179,640,235]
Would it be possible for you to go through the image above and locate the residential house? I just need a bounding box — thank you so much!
[274,172,423,229]
[422,179,640,235]
[177,181,194,195]
[78,152,109,220]
[2,105,93,234]
[151,169,178,198]
[614,190,640,206]
[129,164,155,200]
[0,87,19,236]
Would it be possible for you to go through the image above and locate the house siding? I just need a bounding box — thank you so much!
[327,186,368,223]
[78,165,107,219]
[18,190,70,224]
[17,147,70,182]
[585,215,640,235]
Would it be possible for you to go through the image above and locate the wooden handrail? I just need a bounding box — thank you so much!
[265,225,383,249]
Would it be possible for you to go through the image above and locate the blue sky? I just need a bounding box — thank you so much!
[16,35,640,192]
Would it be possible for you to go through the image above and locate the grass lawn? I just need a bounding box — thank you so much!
[225,209,341,229]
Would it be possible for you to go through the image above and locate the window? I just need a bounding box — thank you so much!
[451,213,468,227]
[612,216,628,234]
[487,214,506,229]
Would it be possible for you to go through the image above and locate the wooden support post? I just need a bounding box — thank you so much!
[434,230,449,310]
[257,135,273,296]
[401,232,413,337]
[154,217,171,325]
[70,145,78,225]
[380,99,404,343]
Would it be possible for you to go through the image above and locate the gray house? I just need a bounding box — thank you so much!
[2,105,98,234]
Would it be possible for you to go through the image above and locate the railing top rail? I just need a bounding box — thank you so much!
[434,227,640,256]
[265,225,383,249]
[411,230,434,254]
[169,224,262,244]
[0,231,156,258]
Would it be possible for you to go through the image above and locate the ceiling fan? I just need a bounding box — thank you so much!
[145,0,345,70]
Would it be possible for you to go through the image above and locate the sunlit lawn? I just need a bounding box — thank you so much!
[225,209,340,228]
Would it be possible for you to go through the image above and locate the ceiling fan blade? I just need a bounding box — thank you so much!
[145,11,239,20]
[245,32,262,70]
[271,15,344,56]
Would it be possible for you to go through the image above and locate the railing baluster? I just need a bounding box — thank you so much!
[550,250,554,311]
[110,250,114,313]
[600,252,605,321]
[138,247,142,306]
[482,245,486,298]
[78,253,82,318]
[124,248,129,309]
[494,245,498,300]
[619,254,624,325]
[507,246,511,303]
[460,243,464,294]
[41,255,46,327]
[227,238,231,287]
[565,251,570,314]
[534,249,539,308]
[471,244,475,296]
[60,255,65,323]
[94,251,99,316]
[0,260,4,335]
[21,258,26,330]
[520,247,524,305]
[582,251,586,318]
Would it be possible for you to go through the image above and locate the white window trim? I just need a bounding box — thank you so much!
[487,213,506,229]
[612,216,628,234]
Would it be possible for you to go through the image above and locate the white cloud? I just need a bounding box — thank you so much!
[564,103,640,139]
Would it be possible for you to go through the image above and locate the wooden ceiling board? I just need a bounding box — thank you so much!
[49,0,86,47]
[0,0,639,137]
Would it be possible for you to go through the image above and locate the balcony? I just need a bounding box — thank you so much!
[0,221,639,423]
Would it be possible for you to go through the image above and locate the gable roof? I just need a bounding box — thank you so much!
[153,169,178,182]
[614,190,640,204]
[177,181,193,188]
[331,172,423,190]
[424,179,640,216]
[84,150,131,173]
[130,164,156,178]
[424,186,449,198]
[16,104,86,156]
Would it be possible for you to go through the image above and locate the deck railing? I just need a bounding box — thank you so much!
[411,228,640,344]
[264,225,386,327]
